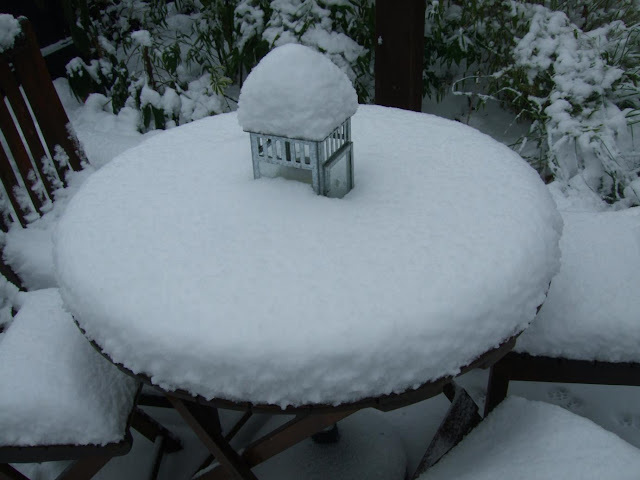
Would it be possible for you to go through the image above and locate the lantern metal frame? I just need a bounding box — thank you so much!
[249,118,354,198]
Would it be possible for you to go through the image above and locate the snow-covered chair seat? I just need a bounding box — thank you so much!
[0,289,139,478]
[485,208,640,413]
[416,396,640,480]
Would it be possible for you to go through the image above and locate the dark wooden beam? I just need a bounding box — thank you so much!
[484,352,640,416]
[375,0,426,111]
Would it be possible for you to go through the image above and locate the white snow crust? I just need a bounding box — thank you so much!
[516,207,640,361]
[420,396,640,479]
[0,15,20,53]
[130,29,152,47]
[0,289,138,447]
[54,105,561,408]
[237,43,358,141]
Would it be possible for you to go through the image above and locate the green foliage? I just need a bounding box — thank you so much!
[239,0,375,101]
[63,0,235,131]
[64,0,374,130]
[64,0,639,204]
[423,0,640,205]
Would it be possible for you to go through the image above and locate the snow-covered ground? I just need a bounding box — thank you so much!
[7,79,640,479]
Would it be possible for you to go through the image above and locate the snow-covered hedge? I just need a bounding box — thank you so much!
[65,0,639,204]
[64,0,373,132]
[426,0,640,205]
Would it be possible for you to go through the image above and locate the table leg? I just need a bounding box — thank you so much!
[131,407,183,453]
[197,409,357,480]
[166,396,259,480]
[195,411,255,474]
[484,360,511,416]
[241,410,356,466]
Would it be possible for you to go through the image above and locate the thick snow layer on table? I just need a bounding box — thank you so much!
[516,207,640,361]
[237,43,358,140]
[0,289,137,447]
[54,105,561,407]
[420,396,640,479]
[0,15,20,53]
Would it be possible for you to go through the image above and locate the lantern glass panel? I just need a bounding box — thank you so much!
[324,145,353,198]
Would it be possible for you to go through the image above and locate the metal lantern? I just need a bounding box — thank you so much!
[249,118,354,199]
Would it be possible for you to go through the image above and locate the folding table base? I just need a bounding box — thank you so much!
[166,395,356,480]
[0,456,111,480]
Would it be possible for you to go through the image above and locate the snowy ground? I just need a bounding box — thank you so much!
[11,81,640,479]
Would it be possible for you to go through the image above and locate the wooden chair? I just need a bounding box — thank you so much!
[0,17,181,480]
[411,207,640,478]
[0,17,84,233]
[415,395,640,479]
[484,208,640,415]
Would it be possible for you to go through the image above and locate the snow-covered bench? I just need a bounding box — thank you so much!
[485,207,640,413]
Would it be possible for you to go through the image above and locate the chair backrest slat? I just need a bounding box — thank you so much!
[0,136,29,228]
[0,58,56,199]
[0,17,88,234]
[0,96,45,217]
[10,19,84,175]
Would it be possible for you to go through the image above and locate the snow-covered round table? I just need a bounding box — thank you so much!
[54,105,561,477]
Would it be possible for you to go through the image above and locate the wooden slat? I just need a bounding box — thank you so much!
[0,464,30,480]
[507,353,640,386]
[0,432,132,464]
[11,19,84,177]
[484,352,640,415]
[0,58,56,198]
[0,95,44,215]
[484,359,511,415]
[56,456,112,480]
[0,207,9,232]
[200,410,356,480]
[0,137,31,227]
[130,407,182,453]
[167,396,259,480]
[0,258,24,290]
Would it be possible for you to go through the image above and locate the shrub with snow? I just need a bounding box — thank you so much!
[64,0,373,133]
[424,0,640,205]
[0,14,21,53]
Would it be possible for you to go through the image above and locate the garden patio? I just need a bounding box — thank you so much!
[1,2,640,478]
[0,71,637,479]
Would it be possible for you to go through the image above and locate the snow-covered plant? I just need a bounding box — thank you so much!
[500,7,640,202]
[424,0,640,204]
[475,4,640,204]
[423,0,519,102]
[236,0,374,101]
[64,0,373,130]
[64,0,233,132]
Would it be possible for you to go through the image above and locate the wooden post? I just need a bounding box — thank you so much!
[375,0,426,112]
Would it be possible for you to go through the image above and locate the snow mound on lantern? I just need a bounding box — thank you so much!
[237,43,358,141]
